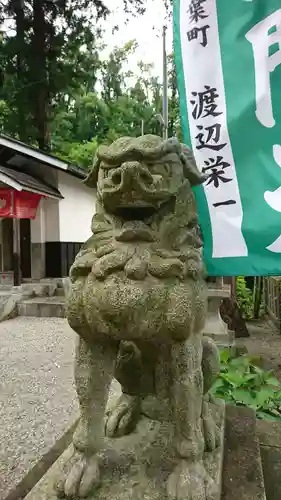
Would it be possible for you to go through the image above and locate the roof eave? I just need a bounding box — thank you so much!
[0,171,63,199]
[67,164,87,180]
[0,133,88,180]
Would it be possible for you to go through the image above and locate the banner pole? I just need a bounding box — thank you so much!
[162,25,168,140]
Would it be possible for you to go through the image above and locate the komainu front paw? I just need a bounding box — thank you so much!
[104,393,140,438]
[167,460,217,500]
[55,451,100,498]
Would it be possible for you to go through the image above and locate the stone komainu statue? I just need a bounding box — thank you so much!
[56,135,220,500]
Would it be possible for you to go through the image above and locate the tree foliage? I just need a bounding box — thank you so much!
[0,0,180,166]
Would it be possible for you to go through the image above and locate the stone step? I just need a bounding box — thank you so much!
[222,404,266,500]
[17,297,66,318]
[55,287,66,297]
[21,282,59,298]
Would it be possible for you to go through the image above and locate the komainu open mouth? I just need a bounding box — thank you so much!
[114,205,158,221]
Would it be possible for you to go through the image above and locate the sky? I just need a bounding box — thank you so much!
[102,0,173,79]
[1,0,173,80]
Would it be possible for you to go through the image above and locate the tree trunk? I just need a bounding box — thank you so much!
[13,0,26,141]
[32,0,50,150]
[220,298,250,338]
[253,277,263,319]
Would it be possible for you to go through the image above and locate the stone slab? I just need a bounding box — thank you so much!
[257,419,281,500]
[221,405,266,500]
[259,446,281,500]
[257,419,281,448]
[25,403,225,500]
[0,293,18,322]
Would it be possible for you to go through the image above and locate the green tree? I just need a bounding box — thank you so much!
[0,0,180,167]
[50,41,181,168]
[0,0,163,149]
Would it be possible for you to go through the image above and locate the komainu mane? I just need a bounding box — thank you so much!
[56,135,221,500]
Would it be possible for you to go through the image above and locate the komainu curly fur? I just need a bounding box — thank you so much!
[55,135,221,500]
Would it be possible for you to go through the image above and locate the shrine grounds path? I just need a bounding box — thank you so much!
[0,317,78,499]
[0,316,120,500]
[243,318,281,381]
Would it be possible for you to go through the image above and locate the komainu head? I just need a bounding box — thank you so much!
[84,135,205,219]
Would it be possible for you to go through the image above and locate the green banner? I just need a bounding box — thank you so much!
[174,0,281,276]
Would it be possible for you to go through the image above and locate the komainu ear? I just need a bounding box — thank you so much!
[83,155,100,188]
[180,144,207,186]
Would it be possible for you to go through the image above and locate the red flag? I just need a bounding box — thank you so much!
[13,191,41,219]
[0,189,42,219]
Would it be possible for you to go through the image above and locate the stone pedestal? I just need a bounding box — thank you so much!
[204,284,234,348]
[11,402,269,500]
[25,402,225,500]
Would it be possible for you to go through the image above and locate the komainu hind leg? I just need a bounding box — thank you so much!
[105,341,142,438]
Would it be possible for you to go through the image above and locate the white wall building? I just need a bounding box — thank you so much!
[0,134,96,285]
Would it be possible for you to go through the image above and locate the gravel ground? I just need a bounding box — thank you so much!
[0,317,79,500]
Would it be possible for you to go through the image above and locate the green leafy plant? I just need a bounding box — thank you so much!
[236,276,253,319]
[211,349,281,421]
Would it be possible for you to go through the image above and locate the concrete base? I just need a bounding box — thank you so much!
[25,403,225,500]
[222,405,266,500]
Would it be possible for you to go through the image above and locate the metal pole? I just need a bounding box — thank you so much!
[141,119,144,136]
[162,25,168,140]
